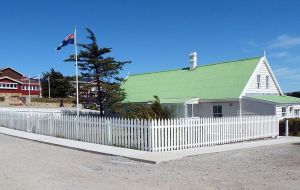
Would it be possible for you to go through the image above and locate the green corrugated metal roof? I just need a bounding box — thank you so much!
[122,57,261,103]
[249,95,300,104]
[159,98,195,104]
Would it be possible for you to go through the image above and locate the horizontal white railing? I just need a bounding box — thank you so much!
[0,109,279,152]
[0,107,100,115]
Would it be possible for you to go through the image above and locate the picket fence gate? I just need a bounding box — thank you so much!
[0,109,279,152]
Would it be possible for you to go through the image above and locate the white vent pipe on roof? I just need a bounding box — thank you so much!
[189,52,197,70]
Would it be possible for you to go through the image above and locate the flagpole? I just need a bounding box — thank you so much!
[74,27,79,118]
[39,74,42,98]
[28,76,31,103]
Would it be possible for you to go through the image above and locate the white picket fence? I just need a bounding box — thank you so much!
[0,109,279,152]
[0,107,100,115]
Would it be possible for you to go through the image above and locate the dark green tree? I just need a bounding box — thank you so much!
[41,68,73,98]
[117,96,173,119]
[65,28,130,116]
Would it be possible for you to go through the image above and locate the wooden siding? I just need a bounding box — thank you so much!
[0,68,23,80]
[241,99,275,116]
[0,78,40,96]
[275,105,300,118]
[244,60,280,95]
[198,101,240,117]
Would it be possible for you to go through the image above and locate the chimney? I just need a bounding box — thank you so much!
[189,52,197,70]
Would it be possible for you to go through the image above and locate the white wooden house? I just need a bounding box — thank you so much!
[122,54,300,118]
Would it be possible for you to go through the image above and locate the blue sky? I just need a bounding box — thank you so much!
[0,0,300,92]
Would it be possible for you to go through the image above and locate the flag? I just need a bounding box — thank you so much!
[56,34,74,50]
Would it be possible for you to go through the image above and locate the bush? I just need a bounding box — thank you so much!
[0,97,4,102]
[279,118,300,136]
[116,96,173,119]
[31,98,75,104]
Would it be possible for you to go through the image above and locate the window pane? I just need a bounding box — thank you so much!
[218,106,222,113]
[213,105,222,117]
[213,106,217,113]
[187,104,193,117]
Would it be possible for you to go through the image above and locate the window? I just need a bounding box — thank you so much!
[282,107,287,117]
[187,104,193,117]
[266,76,269,89]
[295,109,300,116]
[213,105,222,117]
[0,83,18,89]
[257,75,261,89]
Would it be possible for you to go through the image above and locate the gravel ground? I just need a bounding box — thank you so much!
[0,134,299,190]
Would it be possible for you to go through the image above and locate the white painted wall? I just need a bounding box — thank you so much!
[163,100,300,118]
[163,102,240,118]
[275,105,300,118]
[244,60,280,95]
[242,99,275,116]
[197,101,240,117]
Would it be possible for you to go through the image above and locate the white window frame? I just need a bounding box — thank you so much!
[282,107,287,117]
[266,75,269,89]
[295,109,300,116]
[257,75,261,89]
[0,82,18,89]
[213,105,223,117]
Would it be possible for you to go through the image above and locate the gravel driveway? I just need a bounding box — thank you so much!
[0,133,299,190]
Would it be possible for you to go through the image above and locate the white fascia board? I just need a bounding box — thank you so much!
[239,57,264,98]
[184,98,200,105]
[0,67,25,77]
[263,57,284,95]
[198,98,239,103]
[0,76,22,84]
[239,56,283,99]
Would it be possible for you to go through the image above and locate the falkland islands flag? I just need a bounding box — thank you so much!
[56,34,74,50]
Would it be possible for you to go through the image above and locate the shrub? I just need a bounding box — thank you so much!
[116,96,173,119]
[279,118,300,136]
[0,97,4,102]
[31,98,75,104]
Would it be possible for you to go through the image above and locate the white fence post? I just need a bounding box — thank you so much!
[107,119,112,145]
[285,119,289,136]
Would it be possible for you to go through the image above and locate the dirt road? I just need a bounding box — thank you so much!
[0,134,299,190]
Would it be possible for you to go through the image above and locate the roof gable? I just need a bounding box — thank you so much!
[0,67,24,79]
[240,57,283,97]
[122,57,261,103]
[0,76,22,83]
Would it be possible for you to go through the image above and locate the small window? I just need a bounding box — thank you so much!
[257,75,261,89]
[266,76,269,89]
[187,104,193,117]
[295,109,300,116]
[282,107,287,117]
[213,105,222,117]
